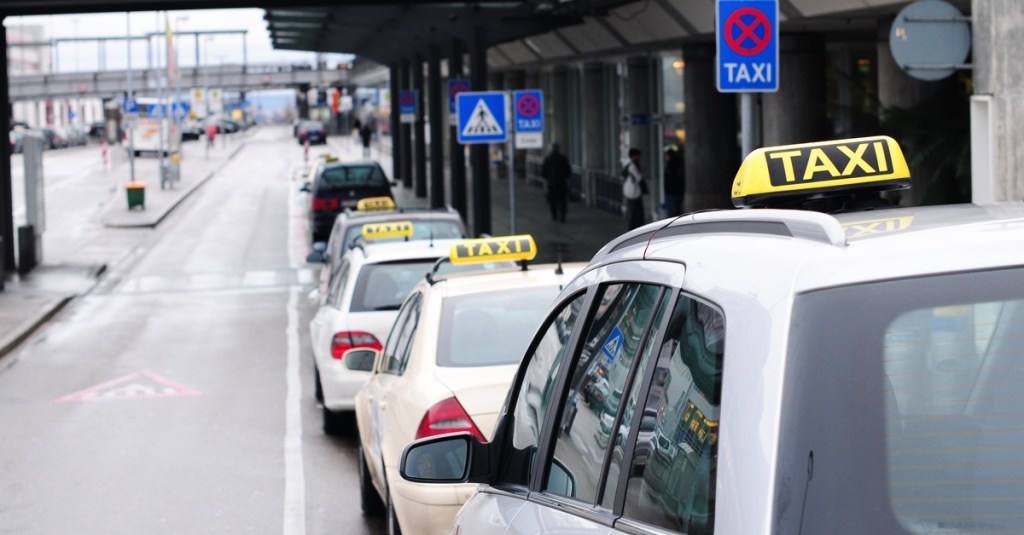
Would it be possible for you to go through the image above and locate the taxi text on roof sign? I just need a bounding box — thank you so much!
[731,135,911,207]
[450,235,537,264]
[356,197,396,211]
[361,221,414,240]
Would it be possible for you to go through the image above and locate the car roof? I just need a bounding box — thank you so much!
[426,262,588,298]
[586,202,1024,295]
[335,209,463,226]
[345,238,462,265]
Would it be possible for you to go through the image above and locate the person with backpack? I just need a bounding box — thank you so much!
[622,148,648,230]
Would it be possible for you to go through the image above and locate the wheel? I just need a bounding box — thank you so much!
[322,406,345,435]
[358,445,385,516]
[314,366,324,403]
[386,488,403,535]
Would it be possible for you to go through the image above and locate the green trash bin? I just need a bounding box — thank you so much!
[126,181,145,210]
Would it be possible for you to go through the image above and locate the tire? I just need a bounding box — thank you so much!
[322,406,344,435]
[358,445,385,516]
[386,489,403,535]
[314,366,324,403]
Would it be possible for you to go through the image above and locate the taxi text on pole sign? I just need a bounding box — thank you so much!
[456,91,508,145]
[513,90,544,149]
[399,90,417,124]
[716,0,779,92]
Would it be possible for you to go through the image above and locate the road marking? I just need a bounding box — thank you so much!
[284,159,306,535]
[53,369,201,403]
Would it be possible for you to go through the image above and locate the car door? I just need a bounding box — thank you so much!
[310,260,349,366]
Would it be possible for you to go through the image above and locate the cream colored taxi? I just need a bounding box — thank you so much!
[353,235,584,535]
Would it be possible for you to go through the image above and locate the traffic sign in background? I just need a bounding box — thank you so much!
[513,89,543,149]
[456,91,508,145]
[716,0,778,92]
[399,90,417,124]
[448,79,471,114]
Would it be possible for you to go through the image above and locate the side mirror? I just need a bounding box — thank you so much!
[299,182,311,193]
[305,242,328,264]
[400,433,491,484]
[343,348,378,372]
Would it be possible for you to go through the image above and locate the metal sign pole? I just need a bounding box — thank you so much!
[126,12,136,182]
[508,137,516,235]
[741,93,754,157]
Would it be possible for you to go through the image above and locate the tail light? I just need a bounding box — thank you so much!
[312,198,328,211]
[416,397,485,441]
[330,331,382,359]
[319,129,326,136]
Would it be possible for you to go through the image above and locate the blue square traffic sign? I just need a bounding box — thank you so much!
[716,0,778,92]
[399,90,417,123]
[456,91,508,144]
[513,90,543,133]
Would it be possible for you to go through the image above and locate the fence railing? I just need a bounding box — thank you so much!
[525,155,623,216]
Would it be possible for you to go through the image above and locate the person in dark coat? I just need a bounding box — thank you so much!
[542,142,572,222]
[359,122,373,159]
[662,146,685,217]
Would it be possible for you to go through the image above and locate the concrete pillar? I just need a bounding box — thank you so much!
[504,70,525,90]
[449,41,468,219]
[389,64,401,186]
[414,56,428,199]
[683,44,740,211]
[0,21,14,272]
[296,83,310,119]
[428,48,445,208]
[626,56,657,195]
[762,34,828,146]
[469,35,491,235]
[550,65,570,150]
[582,62,609,172]
[973,0,1024,201]
[400,59,413,189]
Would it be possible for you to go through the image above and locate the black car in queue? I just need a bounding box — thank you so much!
[304,159,394,243]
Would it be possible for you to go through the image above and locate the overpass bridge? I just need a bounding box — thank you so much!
[8,63,352,101]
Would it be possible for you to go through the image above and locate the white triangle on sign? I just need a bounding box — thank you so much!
[462,98,504,137]
[603,334,621,358]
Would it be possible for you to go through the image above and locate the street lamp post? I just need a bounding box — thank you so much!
[174,15,188,165]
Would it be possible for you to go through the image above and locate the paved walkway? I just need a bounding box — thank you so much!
[0,129,255,364]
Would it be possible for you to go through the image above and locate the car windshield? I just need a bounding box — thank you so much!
[341,220,464,250]
[318,165,388,190]
[437,285,562,367]
[776,267,1024,533]
[349,260,439,312]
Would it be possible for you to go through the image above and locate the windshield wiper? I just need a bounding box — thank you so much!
[373,305,401,311]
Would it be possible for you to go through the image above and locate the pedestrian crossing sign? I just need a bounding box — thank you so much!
[456,91,508,144]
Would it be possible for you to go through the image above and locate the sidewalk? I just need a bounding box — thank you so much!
[0,129,254,363]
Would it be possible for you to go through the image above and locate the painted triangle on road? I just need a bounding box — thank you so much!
[53,370,201,403]
[461,98,504,137]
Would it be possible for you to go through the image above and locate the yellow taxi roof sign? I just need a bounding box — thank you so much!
[361,221,414,240]
[356,196,396,211]
[319,153,339,162]
[731,136,910,208]
[450,235,537,265]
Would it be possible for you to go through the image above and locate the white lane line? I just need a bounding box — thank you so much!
[284,151,307,535]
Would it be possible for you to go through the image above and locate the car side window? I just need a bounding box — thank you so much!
[621,294,725,535]
[381,292,417,373]
[326,262,350,308]
[542,283,663,504]
[498,291,587,489]
[386,292,422,375]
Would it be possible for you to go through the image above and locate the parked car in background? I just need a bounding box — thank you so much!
[87,121,106,140]
[296,120,327,145]
[301,157,394,243]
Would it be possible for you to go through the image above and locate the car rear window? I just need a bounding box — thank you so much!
[349,260,439,312]
[341,220,464,250]
[318,165,389,190]
[776,267,1024,533]
[437,285,562,367]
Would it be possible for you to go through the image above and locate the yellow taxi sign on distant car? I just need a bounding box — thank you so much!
[361,221,414,240]
[731,135,911,207]
[356,196,396,212]
[319,153,339,163]
[450,235,537,264]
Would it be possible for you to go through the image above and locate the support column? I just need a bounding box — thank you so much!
[550,65,570,149]
[428,48,445,208]
[413,56,427,199]
[469,34,491,236]
[626,56,657,200]
[389,64,401,185]
[762,34,827,146]
[582,62,609,171]
[683,44,740,211]
[400,59,414,189]
[296,83,310,119]
[449,41,468,219]
[0,21,13,273]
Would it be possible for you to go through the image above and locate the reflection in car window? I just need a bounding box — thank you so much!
[349,260,437,312]
[623,295,724,535]
[326,263,350,308]
[385,293,421,375]
[342,220,464,250]
[500,292,586,488]
[382,296,416,373]
[438,286,562,368]
[545,284,662,504]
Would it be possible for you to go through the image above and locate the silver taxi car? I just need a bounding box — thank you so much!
[399,136,1024,534]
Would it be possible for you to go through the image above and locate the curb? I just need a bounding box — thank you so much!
[0,294,74,360]
[101,140,248,229]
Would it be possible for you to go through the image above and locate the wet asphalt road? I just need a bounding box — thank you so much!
[0,127,386,534]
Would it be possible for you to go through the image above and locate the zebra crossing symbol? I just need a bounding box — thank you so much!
[456,91,508,144]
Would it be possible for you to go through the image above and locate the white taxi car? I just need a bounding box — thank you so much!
[310,225,465,434]
[399,136,1024,534]
[353,235,584,535]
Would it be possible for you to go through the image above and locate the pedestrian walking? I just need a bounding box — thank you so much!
[622,148,648,230]
[542,142,572,222]
[359,121,373,159]
[662,146,685,217]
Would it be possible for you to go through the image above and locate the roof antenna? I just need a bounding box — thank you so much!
[554,243,565,275]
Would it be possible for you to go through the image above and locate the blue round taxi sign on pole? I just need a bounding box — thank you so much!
[716,0,779,92]
[513,89,543,149]
[399,90,417,124]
